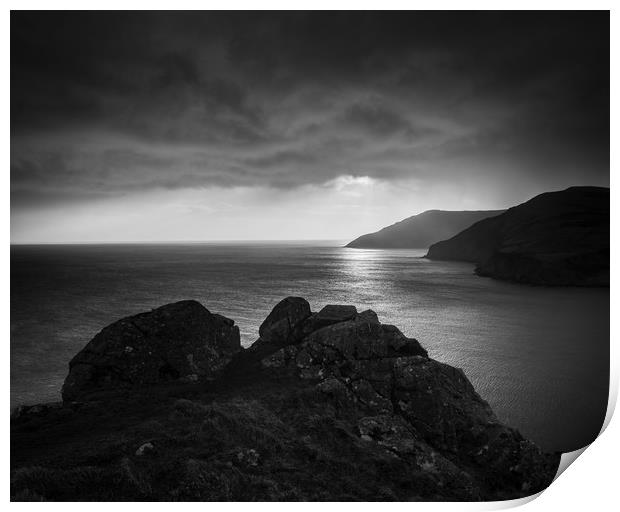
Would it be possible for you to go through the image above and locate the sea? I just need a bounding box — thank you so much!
[10,241,609,453]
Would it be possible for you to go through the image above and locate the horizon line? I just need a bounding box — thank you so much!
[10,238,350,246]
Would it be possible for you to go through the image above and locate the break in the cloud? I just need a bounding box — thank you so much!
[11,11,609,242]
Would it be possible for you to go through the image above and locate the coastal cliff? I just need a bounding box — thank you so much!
[426,187,609,286]
[346,210,504,249]
[11,298,559,501]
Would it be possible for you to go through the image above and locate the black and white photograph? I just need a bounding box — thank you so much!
[9,8,611,502]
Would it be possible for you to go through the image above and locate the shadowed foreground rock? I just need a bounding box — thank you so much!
[12,297,559,501]
[62,300,241,401]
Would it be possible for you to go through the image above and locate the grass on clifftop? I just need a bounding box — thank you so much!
[12,377,452,501]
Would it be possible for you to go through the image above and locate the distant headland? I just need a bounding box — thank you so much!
[346,186,609,287]
[425,186,609,286]
[346,209,504,249]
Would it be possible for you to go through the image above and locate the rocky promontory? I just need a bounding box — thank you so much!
[426,187,609,286]
[11,298,560,501]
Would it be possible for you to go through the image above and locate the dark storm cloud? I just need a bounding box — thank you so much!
[339,101,429,138]
[11,11,609,206]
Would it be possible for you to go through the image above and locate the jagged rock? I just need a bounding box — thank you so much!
[260,300,557,498]
[300,304,358,333]
[358,309,380,324]
[61,300,241,401]
[236,300,369,374]
[391,357,497,452]
[258,296,311,345]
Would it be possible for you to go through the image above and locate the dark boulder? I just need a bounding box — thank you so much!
[296,304,359,337]
[258,296,311,346]
[304,304,357,329]
[234,302,387,381]
[262,317,428,382]
[358,309,380,324]
[61,300,240,401]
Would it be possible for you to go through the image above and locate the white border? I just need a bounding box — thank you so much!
[4,2,615,509]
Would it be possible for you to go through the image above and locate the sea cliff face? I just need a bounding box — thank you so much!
[426,187,609,286]
[346,209,504,249]
[11,298,560,501]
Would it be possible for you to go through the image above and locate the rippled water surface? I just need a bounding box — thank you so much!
[10,242,609,452]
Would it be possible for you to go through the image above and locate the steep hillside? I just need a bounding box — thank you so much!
[347,210,504,249]
[426,187,609,286]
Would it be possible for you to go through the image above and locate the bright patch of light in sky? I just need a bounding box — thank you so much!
[329,175,375,189]
[11,175,501,243]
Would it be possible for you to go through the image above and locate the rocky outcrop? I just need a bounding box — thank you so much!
[258,296,311,345]
[259,298,557,499]
[62,300,241,401]
[426,187,609,286]
[346,209,504,249]
[238,302,382,368]
[13,297,559,501]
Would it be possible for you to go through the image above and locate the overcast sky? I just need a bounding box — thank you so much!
[11,11,609,243]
